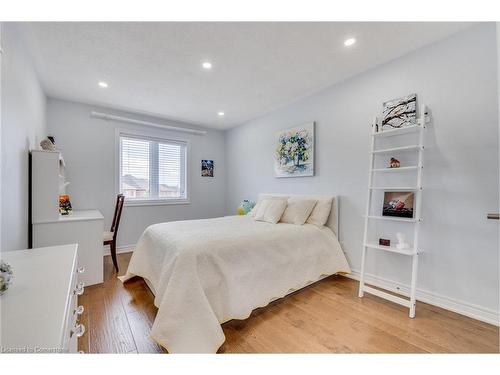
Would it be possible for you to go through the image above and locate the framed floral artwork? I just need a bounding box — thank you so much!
[274,122,314,178]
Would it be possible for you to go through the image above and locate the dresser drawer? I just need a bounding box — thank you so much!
[62,265,86,353]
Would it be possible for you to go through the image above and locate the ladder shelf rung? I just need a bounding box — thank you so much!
[372,145,422,154]
[371,166,420,173]
[371,124,423,138]
[364,243,417,256]
[362,285,412,308]
[365,215,420,223]
[369,186,422,191]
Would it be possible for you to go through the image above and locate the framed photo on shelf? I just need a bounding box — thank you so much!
[381,93,417,131]
[379,238,391,246]
[382,191,414,218]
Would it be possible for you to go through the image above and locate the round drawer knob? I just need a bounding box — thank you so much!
[74,282,85,296]
[71,323,86,338]
[77,267,85,274]
[74,305,84,315]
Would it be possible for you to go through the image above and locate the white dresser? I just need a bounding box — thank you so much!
[0,244,86,353]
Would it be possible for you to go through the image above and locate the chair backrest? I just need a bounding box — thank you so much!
[110,194,125,239]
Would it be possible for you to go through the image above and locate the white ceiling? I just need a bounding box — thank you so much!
[20,22,474,129]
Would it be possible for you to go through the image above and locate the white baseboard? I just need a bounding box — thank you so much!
[103,244,135,256]
[346,269,499,327]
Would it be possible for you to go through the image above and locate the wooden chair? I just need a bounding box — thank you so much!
[103,194,125,272]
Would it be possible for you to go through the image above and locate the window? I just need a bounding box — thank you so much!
[119,133,188,204]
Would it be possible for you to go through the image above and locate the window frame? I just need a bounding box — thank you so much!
[115,128,190,206]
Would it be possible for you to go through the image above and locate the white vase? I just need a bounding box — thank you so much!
[396,232,410,250]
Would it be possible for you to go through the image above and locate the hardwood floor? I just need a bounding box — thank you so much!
[78,253,499,353]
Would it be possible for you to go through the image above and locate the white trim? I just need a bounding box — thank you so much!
[124,198,190,207]
[347,269,499,327]
[103,244,135,256]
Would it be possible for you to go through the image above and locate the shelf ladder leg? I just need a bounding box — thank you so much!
[358,117,377,298]
[358,245,367,297]
[409,253,419,318]
[408,104,426,318]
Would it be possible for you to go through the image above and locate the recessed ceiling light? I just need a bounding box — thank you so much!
[98,81,109,88]
[202,61,212,70]
[344,38,356,47]
[218,111,225,117]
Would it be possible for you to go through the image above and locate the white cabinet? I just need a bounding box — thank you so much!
[33,210,104,286]
[30,150,104,286]
[0,244,85,353]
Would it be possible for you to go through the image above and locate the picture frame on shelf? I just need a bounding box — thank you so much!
[379,238,391,247]
[382,191,415,218]
[381,93,417,131]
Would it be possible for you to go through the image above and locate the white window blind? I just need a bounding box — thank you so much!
[119,133,187,203]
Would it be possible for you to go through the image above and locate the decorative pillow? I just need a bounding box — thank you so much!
[253,198,288,224]
[249,195,286,217]
[306,197,333,227]
[258,193,289,201]
[247,202,259,217]
[280,198,317,225]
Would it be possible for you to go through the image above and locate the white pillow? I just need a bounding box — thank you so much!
[249,195,286,217]
[247,202,259,217]
[253,198,287,224]
[280,198,317,225]
[258,193,289,202]
[306,197,333,227]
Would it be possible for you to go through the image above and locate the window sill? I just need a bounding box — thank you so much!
[124,198,190,207]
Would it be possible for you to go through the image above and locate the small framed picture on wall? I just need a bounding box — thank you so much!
[201,160,214,177]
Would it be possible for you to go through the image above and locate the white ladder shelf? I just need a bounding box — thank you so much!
[358,104,428,318]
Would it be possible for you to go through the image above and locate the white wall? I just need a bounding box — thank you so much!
[47,98,226,248]
[226,24,499,321]
[1,23,47,251]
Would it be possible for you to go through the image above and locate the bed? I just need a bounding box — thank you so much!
[119,194,350,353]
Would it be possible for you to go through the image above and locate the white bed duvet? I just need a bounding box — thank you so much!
[119,215,350,353]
